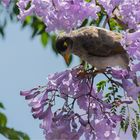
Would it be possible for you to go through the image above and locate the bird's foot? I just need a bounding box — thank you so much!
[77,70,90,78]
[80,60,86,66]
[77,67,102,78]
[87,67,95,72]
[77,66,107,78]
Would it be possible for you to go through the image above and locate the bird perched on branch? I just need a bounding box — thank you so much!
[56,26,129,69]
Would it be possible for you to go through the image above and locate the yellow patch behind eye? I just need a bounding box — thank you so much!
[64,41,68,47]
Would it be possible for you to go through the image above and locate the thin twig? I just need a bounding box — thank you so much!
[103,72,123,87]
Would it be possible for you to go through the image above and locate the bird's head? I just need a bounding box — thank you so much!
[56,36,73,65]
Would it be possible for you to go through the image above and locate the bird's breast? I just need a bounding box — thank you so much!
[82,53,129,69]
[72,47,129,69]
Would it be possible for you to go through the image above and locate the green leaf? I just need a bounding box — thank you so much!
[79,19,88,28]
[109,18,123,32]
[0,102,30,140]
[124,117,129,133]
[0,127,30,140]
[25,1,31,10]
[131,119,138,140]
[16,131,30,140]
[22,16,32,28]
[133,109,140,132]
[120,106,126,116]
[96,13,105,26]
[0,102,5,109]
[132,130,137,140]
[41,32,49,47]
[0,112,7,127]
[0,27,5,38]
[97,80,106,92]
[13,3,20,15]
[120,106,126,131]
[120,119,125,130]
[31,17,44,38]
[0,127,19,140]
[138,119,140,132]
[31,28,38,38]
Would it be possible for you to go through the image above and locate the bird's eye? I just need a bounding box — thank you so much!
[56,37,73,53]
[63,41,68,47]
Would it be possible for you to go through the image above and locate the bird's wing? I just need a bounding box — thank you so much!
[78,27,125,57]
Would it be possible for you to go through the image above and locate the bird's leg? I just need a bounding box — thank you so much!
[92,66,112,75]
[77,66,94,78]
[86,67,95,72]
[77,69,88,78]
[77,66,104,78]
[77,67,107,78]
[80,60,86,66]
[77,61,96,78]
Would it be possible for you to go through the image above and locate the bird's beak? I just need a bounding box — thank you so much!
[62,49,70,65]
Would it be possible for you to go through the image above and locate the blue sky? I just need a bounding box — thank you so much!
[0,21,79,139]
[0,20,139,140]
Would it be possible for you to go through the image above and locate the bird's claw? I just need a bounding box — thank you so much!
[77,68,106,78]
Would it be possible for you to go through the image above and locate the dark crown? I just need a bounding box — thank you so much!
[56,37,73,53]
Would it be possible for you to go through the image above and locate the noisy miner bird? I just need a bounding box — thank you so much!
[56,26,129,69]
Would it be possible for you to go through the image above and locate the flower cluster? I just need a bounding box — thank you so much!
[107,30,140,100]
[21,66,126,140]
[98,0,121,16]
[16,0,140,31]
[17,0,100,32]
[119,0,140,30]
[98,0,140,30]
[14,0,140,139]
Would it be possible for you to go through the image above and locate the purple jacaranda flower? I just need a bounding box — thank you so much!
[120,30,140,90]
[137,76,140,86]
[98,0,121,16]
[74,78,90,96]
[110,114,123,123]
[129,62,140,73]
[20,88,38,96]
[45,112,80,140]
[122,30,140,60]
[40,105,53,132]
[77,95,88,110]
[91,119,119,140]
[109,67,129,79]
[17,0,101,31]
[21,86,52,121]
[47,66,92,97]
[21,66,123,140]
[97,0,140,29]
[119,0,140,29]
[122,79,140,100]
